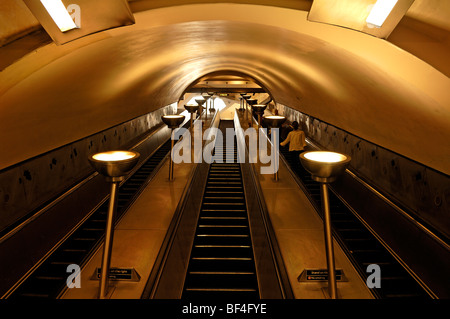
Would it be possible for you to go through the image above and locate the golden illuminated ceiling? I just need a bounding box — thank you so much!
[0,1,449,175]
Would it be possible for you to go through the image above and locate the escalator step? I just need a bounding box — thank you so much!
[183,121,257,298]
[194,236,250,246]
[184,273,257,289]
[192,246,252,258]
[199,217,247,225]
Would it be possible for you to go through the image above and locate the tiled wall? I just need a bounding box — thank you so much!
[0,103,176,235]
[277,104,450,241]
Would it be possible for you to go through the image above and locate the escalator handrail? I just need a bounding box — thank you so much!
[233,112,294,299]
[141,110,221,298]
[0,122,169,246]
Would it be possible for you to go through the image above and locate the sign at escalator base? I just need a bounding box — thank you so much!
[298,269,347,282]
[92,267,140,281]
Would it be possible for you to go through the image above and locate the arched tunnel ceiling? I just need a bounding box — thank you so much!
[0,3,449,175]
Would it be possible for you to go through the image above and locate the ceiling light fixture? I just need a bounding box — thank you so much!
[40,0,78,32]
[366,0,398,28]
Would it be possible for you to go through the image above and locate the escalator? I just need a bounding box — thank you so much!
[182,120,259,299]
[7,123,188,299]
[279,146,431,299]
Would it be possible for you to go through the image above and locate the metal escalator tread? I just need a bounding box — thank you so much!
[7,124,190,299]
[182,120,259,299]
[279,145,430,299]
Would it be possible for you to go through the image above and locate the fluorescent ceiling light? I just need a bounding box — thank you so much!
[40,0,77,32]
[366,0,398,27]
[227,81,247,85]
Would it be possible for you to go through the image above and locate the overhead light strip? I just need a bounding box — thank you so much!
[40,0,77,32]
[366,0,398,27]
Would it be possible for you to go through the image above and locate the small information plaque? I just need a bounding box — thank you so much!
[92,267,141,282]
[298,269,347,282]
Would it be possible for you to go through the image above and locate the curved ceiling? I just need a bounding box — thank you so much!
[0,3,449,175]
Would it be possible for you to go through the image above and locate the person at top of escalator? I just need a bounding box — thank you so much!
[280,121,306,168]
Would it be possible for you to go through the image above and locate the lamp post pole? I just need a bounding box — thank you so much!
[273,128,279,181]
[247,99,257,128]
[252,104,267,164]
[184,105,199,134]
[252,105,267,132]
[169,128,175,181]
[202,94,211,122]
[321,182,337,299]
[208,92,214,112]
[99,180,119,298]
[184,105,198,164]
[195,99,206,122]
[242,95,250,123]
[263,115,286,181]
[239,93,246,111]
[88,150,140,299]
[161,115,185,181]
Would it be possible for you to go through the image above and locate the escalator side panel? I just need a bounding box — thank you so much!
[279,145,433,299]
[239,149,293,299]
[0,175,109,298]
[5,121,189,299]
[333,175,449,298]
[148,162,210,299]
